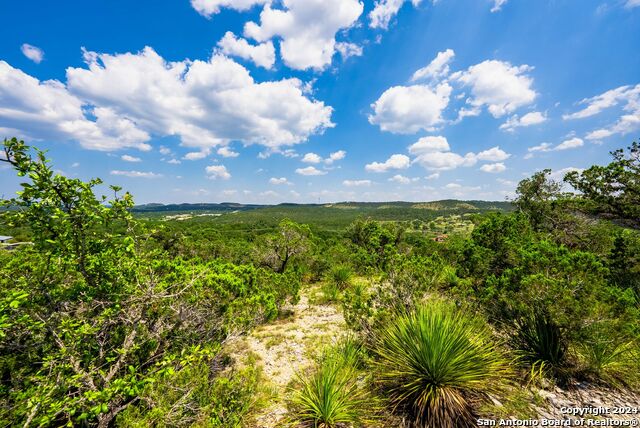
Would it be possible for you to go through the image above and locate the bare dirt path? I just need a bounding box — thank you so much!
[228,286,346,427]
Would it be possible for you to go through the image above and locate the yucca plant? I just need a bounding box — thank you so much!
[511,310,570,382]
[288,342,377,427]
[373,301,509,428]
[329,265,353,290]
[577,323,638,387]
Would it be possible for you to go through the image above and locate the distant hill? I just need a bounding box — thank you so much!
[132,202,265,213]
[132,200,512,213]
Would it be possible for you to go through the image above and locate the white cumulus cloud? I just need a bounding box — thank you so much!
[296,166,327,176]
[63,47,334,151]
[411,49,455,82]
[343,179,371,187]
[110,170,162,178]
[408,136,450,155]
[452,60,537,118]
[217,146,239,158]
[0,61,151,151]
[217,32,276,69]
[369,0,424,29]
[480,162,506,173]
[269,177,292,185]
[325,150,346,164]
[21,44,44,64]
[206,164,231,180]
[476,146,511,161]
[335,42,363,60]
[369,83,452,133]
[500,111,547,132]
[121,154,141,162]
[365,154,411,173]
[564,84,640,141]
[190,0,268,17]
[302,153,323,163]
[244,0,364,70]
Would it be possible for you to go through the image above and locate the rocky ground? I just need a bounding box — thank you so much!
[228,285,347,428]
[227,284,639,427]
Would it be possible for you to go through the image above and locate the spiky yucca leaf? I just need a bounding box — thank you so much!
[288,341,376,427]
[374,301,509,428]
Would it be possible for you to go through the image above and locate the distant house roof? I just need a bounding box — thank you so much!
[0,236,13,242]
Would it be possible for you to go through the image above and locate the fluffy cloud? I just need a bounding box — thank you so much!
[0,61,151,151]
[563,84,640,120]
[343,179,371,187]
[525,138,584,158]
[555,137,584,150]
[365,154,411,172]
[389,174,417,184]
[476,146,511,161]
[21,43,44,64]
[414,151,477,171]
[269,177,292,185]
[586,114,640,141]
[408,136,450,155]
[369,0,423,29]
[217,146,239,158]
[217,32,276,69]
[190,0,268,17]
[183,151,209,161]
[564,84,640,141]
[499,111,547,132]
[206,164,231,180]
[63,47,333,151]
[491,0,509,12]
[244,0,364,70]
[368,83,451,133]
[325,150,346,164]
[110,170,162,178]
[480,162,506,173]
[121,154,141,162]
[411,49,455,82]
[335,42,363,60]
[302,150,346,165]
[296,166,327,176]
[626,0,640,7]
[452,60,537,118]
[409,135,510,171]
[302,153,322,163]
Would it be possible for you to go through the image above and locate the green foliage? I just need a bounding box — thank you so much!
[255,219,313,273]
[116,353,265,427]
[511,310,570,382]
[288,339,377,428]
[0,139,298,427]
[373,301,509,428]
[565,141,640,228]
[328,265,352,290]
[513,169,566,231]
[576,322,639,388]
[345,218,405,271]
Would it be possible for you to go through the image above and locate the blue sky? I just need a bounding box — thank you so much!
[1,0,639,204]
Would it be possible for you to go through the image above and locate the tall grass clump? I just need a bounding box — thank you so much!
[511,310,570,382]
[329,265,353,290]
[373,300,509,428]
[576,322,639,387]
[288,339,377,427]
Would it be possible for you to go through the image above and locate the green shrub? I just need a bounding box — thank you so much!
[328,265,353,290]
[288,340,377,427]
[373,300,509,428]
[577,322,638,387]
[511,310,570,382]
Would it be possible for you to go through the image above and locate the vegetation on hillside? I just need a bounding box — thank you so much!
[1,137,639,427]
